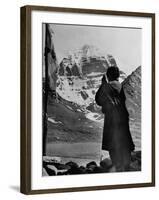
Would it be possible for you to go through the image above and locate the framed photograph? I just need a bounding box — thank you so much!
[20,5,155,194]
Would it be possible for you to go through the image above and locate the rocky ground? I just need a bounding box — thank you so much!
[43,151,141,176]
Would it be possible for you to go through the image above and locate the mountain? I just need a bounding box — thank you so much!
[58,45,121,77]
[123,66,141,151]
[123,66,141,121]
[56,45,127,109]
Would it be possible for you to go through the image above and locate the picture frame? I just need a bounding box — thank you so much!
[20,5,155,194]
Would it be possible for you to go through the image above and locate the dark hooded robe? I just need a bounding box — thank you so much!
[95,78,135,171]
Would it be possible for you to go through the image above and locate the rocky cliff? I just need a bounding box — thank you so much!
[123,66,141,121]
[123,66,141,151]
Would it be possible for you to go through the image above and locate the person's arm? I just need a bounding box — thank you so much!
[95,85,104,106]
[120,86,126,103]
[95,82,109,107]
[95,75,108,106]
[120,86,130,117]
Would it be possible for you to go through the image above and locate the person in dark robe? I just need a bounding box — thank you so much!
[95,67,135,172]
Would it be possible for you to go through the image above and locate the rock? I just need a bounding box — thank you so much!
[43,156,62,163]
[131,151,141,165]
[67,167,81,175]
[93,166,104,173]
[43,160,70,176]
[44,164,70,176]
[86,161,97,168]
[53,163,70,170]
[130,160,141,171]
[86,168,94,174]
[65,161,79,169]
[86,161,98,173]
[44,165,56,175]
[134,151,141,159]
[79,166,87,174]
[130,151,141,171]
[43,156,62,168]
[72,64,80,76]
[81,91,89,100]
[123,66,141,122]
[66,161,81,175]
[100,158,112,172]
[42,167,48,176]
[57,171,69,175]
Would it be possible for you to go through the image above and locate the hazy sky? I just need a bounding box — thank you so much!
[43,23,141,75]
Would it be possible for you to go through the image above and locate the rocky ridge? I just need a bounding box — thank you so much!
[123,66,141,151]
[123,66,141,121]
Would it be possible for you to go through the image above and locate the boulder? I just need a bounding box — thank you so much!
[92,166,104,173]
[66,161,81,175]
[65,161,79,169]
[52,162,70,170]
[86,167,94,174]
[42,167,48,176]
[131,151,141,161]
[130,160,141,171]
[43,156,62,163]
[44,165,56,175]
[45,164,70,175]
[100,158,112,172]
[79,166,87,174]
[86,161,97,169]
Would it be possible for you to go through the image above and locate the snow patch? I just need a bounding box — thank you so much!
[56,75,102,107]
[48,118,62,124]
[85,112,103,122]
[87,72,103,77]
[43,156,62,163]
[66,105,73,110]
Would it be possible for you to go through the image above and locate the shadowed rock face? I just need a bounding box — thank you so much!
[123,66,141,121]
[122,66,141,151]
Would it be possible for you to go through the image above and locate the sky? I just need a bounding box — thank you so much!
[43,23,142,75]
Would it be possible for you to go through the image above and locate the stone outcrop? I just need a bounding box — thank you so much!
[123,66,141,121]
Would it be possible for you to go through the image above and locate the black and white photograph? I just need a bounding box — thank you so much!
[42,23,142,176]
[20,6,155,194]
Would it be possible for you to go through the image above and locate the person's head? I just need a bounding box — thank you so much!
[106,66,120,82]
